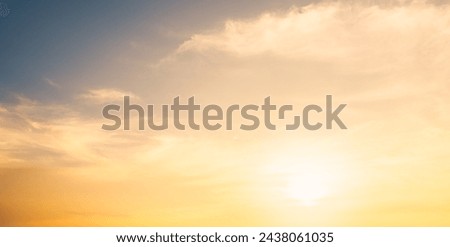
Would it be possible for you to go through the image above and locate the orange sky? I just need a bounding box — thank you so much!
[0,0,449,226]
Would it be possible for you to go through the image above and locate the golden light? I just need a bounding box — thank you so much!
[264,143,348,208]
[284,168,332,207]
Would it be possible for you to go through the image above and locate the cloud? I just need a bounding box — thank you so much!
[159,0,450,115]
[0,94,256,225]
[44,78,61,88]
[178,1,448,56]
[176,1,450,73]
[78,88,140,103]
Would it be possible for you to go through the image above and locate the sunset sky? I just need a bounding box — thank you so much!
[0,0,449,226]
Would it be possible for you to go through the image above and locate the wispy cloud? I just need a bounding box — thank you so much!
[78,88,140,103]
[44,78,61,88]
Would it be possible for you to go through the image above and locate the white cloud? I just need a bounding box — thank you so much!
[78,88,140,103]
[176,1,450,69]
[152,0,450,108]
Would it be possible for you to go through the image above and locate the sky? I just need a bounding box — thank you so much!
[0,0,449,226]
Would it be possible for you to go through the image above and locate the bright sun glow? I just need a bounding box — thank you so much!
[285,170,332,207]
[265,145,346,208]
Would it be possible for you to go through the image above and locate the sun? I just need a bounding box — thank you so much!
[264,143,347,207]
[261,138,351,210]
[284,169,332,207]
